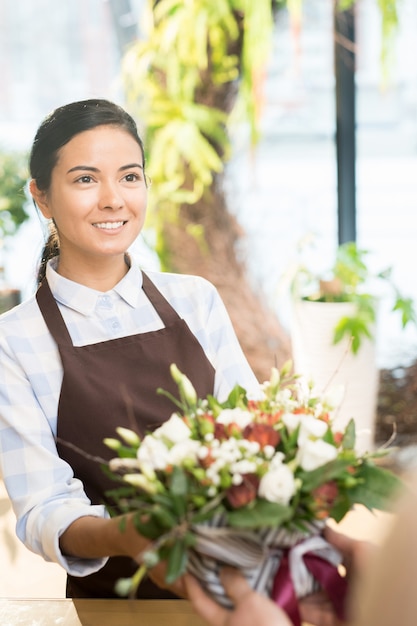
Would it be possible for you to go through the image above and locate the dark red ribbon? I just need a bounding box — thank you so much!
[271,549,348,626]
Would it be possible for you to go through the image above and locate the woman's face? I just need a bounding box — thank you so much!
[31,125,148,274]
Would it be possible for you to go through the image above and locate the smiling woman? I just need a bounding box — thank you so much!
[30,123,148,291]
[0,98,260,601]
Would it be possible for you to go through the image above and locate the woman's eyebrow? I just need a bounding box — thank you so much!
[67,165,99,174]
[66,163,144,174]
[119,163,144,171]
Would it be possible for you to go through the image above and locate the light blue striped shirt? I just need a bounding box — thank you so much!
[0,257,259,576]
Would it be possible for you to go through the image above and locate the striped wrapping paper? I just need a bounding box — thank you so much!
[187,514,342,608]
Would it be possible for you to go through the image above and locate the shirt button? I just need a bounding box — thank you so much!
[98,295,113,310]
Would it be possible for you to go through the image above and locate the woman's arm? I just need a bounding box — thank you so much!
[59,514,186,595]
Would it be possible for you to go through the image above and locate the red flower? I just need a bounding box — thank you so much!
[226,474,259,509]
[243,423,280,448]
[214,422,243,440]
[311,481,339,519]
[214,422,228,440]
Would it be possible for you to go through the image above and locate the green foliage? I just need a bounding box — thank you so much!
[0,150,30,242]
[122,0,274,233]
[226,498,293,529]
[293,242,417,354]
[121,0,400,271]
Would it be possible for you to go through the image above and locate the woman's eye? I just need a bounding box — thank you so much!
[124,173,140,182]
[77,175,93,183]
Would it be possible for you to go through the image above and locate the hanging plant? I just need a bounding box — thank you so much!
[122,0,274,224]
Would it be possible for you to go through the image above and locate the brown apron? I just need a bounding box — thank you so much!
[36,272,215,598]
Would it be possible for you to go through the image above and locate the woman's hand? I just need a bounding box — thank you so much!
[185,568,292,626]
[147,563,187,597]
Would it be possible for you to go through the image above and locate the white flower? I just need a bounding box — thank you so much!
[115,427,141,447]
[170,364,197,405]
[297,439,338,471]
[230,460,257,475]
[167,439,200,465]
[270,451,285,468]
[109,457,141,472]
[298,415,328,446]
[283,412,328,445]
[282,412,302,433]
[137,435,170,471]
[198,446,209,460]
[153,413,192,444]
[259,464,296,505]
[206,467,221,486]
[240,440,261,455]
[123,473,158,494]
[212,440,242,464]
[263,445,275,459]
[216,408,253,429]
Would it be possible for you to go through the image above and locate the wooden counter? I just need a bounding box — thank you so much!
[0,598,206,626]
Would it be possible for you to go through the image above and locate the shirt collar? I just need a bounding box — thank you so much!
[45,256,144,315]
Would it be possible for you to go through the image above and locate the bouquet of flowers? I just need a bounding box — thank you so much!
[104,362,401,624]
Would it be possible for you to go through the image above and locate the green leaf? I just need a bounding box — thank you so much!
[342,419,356,450]
[329,497,352,523]
[132,512,166,540]
[170,466,189,497]
[224,384,248,409]
[333,315,373,353]
[226,499,293,529]
[190,506,225,525]
[299,456,356,492]
[152,505,179,530]
[347,463,403,511]
[165,536,189,584]
[393,296,417,327]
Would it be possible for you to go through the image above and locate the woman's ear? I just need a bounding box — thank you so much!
[29,179,52,219]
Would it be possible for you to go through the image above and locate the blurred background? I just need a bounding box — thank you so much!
[0,0,416,367]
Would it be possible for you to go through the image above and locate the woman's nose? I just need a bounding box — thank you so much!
[99,181,123,210]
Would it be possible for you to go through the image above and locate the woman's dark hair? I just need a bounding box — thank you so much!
[31,98,146,285]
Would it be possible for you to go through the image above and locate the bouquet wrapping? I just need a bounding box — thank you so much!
[104,362,401,624]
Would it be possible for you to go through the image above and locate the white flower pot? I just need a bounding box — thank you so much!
[290,300,379,453]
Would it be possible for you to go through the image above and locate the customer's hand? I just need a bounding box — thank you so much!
[296,524,374,626]
[324,524,374,582]
[185,568,292,626]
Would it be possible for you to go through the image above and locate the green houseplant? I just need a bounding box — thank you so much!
[0,149,30,312]
[287,241,416,453]
[291,241,417,354]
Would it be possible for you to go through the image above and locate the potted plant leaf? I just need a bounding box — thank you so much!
[0,148,30,313]
[288,241,417,453]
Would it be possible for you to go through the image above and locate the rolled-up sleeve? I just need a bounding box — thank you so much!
[0,309,107,576]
